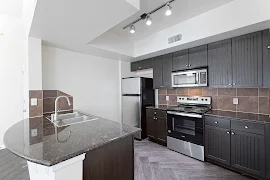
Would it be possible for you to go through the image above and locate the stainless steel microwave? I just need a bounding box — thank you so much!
[171,68,208,88]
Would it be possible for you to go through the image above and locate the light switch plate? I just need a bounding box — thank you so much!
[166,96,169,101]
[31,98,38,106]
[31,129,37,137]
[233,98,238,105]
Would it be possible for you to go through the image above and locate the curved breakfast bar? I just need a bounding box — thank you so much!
[4,115,140,180]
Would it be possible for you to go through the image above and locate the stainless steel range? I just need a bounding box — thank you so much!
[167,96,211,161]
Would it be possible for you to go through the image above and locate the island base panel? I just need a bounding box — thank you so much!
[83,135,134,180]
[28,153,85,180]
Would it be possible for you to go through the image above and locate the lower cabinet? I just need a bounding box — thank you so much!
[146,109,167,145]
[231,130,265,177]
[205,115,266,179]
[205,125,231,166]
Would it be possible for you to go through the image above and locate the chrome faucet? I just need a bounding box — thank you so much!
[53,96,71,121]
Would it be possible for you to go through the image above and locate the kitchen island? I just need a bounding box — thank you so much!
[3,115,140,180]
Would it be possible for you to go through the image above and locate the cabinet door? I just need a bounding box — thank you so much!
[232,31,263,87]
[156,117,167,143]
[188,45,208,69]
[161,54,173,88]
[131,61,141,72]
[263,29,270,87]
[205,126,231,166]
[153,56,163,89]
[140,58,153,70]
[231,130,265,177]
[208,39,233,88]
[146,116,156,139]
[172,49,189,71]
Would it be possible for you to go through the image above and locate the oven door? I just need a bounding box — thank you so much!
[167,111,203,146]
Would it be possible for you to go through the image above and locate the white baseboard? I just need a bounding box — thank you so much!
[0,145,6,150]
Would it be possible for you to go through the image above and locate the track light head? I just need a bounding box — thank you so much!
[165,3,172,16]
[130,25,135,34]
[146,15,152,26]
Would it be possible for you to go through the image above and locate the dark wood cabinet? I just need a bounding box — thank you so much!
[146,109,167,144]
[231,130,265,177]
[205,115,267,179]
[208,39,232,87]
[188,45,208,69]
[146,116,156,139]
[153,54,172,89]
[153,56,163,89]
[232,31,263,87]
[131,58,153,72]
[172,49,189,71]
[205,125,231,166]
[262,29,270,87]
[156,117,167,143]
[161,54,173,88]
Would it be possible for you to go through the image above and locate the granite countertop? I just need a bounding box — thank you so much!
[205,110,270,122]
[4,115,140,166]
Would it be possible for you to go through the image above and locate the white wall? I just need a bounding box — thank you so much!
[135,0,270,57]
[42,46,121,122]
[0,15,25,146]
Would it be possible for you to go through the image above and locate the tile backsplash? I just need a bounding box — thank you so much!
[158,88,270,115]
[29,90,73,118]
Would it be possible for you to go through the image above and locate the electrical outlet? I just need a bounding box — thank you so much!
[31,129,37,137]
[31,98,38,106]
[166,96,169,101]
[233,98,238,105]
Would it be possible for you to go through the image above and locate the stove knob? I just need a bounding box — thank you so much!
[201,99,204,101]
[205,99,208,101]
[168,130,171,133]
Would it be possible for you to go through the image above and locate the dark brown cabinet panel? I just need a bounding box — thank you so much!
[161,54,173,88]
[146,109,167,145]
[188,45,208,69]
[263,29,270,87]
[153,56,163,89]
[172,49,189,71]
[131,58,153,72]
[231,130,265,177]
[205,125,231,166]
[156,117,167,143]
[208,39,233,87]
[232,31,263,87]
[131,61,141,71]
[146,116,156,139]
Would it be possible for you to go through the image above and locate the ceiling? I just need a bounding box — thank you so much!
[88,0,234,56]
[0,0,22,17]
[108,0,234,41]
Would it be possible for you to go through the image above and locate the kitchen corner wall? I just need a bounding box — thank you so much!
[158,88,270,115]
[29,90,73,118]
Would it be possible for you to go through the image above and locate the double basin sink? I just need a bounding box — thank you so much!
[46,111,99,127]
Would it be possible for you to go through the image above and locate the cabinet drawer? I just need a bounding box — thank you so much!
[146,109,167,118]
[231,120,264,135]
[205,116,231,129]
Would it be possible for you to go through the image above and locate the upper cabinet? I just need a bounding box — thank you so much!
[172,45,207,71]
[188,45,208,69]
[263,29,270,87]
[232,31,263,87]
[153,54,173,89]
[208,39,232,88]
[130,58,153,72]
[172,49,189,71]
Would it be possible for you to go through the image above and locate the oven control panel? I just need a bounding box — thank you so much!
[177,96,211,105]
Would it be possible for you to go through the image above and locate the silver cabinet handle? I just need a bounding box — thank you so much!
[233,83,236,85]
[186,65,188,67]
[153,117,155,119]
[231,132,235,135]
[227,131,230,134]
[139,67,141,69]
[215,121,218,124]
[154,112,156,114]
[245,126,248,129]
[181,135,185,138]
[268,45,270,49]
[229,84,231,86]
[189,64,191,67]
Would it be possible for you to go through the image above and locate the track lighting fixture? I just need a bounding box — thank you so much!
[165,3,172,16]
[146,15,152,26]
[130,25,135,34]
[123,0,175,32]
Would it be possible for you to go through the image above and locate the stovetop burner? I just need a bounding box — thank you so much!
[167,96,212,114]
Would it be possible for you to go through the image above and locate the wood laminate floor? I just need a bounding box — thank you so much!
[0,140,252,180]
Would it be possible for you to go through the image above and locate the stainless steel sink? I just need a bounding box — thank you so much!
[46,111,99,127]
